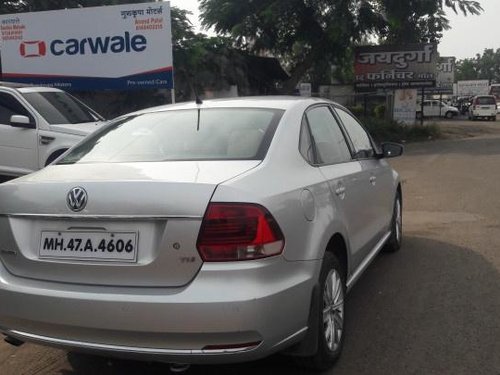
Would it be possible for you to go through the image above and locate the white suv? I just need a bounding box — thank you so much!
[468,95,497,121]
[0,82,105,177]
[417,100,459,119]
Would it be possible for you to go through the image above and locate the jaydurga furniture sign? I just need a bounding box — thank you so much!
[0,2,173,90]
[354,44,438,92]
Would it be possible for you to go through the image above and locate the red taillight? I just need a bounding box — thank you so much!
[197,203,285,262]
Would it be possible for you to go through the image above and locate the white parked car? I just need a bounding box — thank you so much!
[417,100,459,119]
[0,97,403,371]
[468,95,497,121]
[0,82,105,177]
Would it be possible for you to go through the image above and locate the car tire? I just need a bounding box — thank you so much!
[300,252,346,371]
[384,193,402,253]
[445,111,453,119]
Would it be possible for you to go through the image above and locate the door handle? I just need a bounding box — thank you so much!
[369,176,377,185]
[39,135,55,145]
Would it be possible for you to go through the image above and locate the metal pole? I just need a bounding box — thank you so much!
[363,94,368,117]
[439,92,443,117]
[171,88,176,104]
[420,87,425,126]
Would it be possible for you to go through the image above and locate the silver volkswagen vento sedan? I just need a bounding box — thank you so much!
[0,97,403,370]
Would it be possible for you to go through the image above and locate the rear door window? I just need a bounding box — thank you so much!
[305,106,352,165]
[334,108,375,159]
[476,97,496,105]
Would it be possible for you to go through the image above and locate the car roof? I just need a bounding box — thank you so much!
[0,81,63,93]
[132,96,338,114]
[0,81,33,89]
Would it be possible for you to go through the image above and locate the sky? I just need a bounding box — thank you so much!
[167,0,499,60]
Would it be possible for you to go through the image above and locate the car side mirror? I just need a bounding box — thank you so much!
[10,115,35,129]
[379,142,404,159]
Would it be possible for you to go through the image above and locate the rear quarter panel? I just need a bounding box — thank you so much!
[211,101,351,263]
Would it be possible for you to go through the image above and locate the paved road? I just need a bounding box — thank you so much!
[1,121,500,374]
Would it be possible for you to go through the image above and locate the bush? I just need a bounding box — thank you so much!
[373,104,386,119]
[348,105,365,118]
[360,117,441,143]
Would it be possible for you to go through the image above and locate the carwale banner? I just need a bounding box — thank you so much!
[355,44,437,92]
[0,2,173,90]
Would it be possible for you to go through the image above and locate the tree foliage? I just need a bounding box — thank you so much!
[200,0,374,90]
[456,49,500,83]
[200,0,483,91]
[376,0,482,44]
[171,10,249,101]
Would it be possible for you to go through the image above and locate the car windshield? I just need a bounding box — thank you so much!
[58,108,283,164]
[22,91,103,125]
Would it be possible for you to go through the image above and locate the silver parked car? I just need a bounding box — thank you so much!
[0,97,403,371]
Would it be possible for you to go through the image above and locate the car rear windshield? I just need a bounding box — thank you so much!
[22,91,103,125]
[58,108,284,164]
[476,97,496,105]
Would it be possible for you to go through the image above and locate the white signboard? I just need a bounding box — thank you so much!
[456,80,489,97]
[393,89,417,125]
[0,2,173,90]
[435,57,455,93]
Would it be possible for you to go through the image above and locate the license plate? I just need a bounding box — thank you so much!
[39,231,138,262]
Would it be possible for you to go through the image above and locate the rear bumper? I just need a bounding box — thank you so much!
[471,110,497,117]
[0,257,320,364]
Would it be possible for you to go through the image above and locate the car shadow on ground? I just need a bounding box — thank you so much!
[57,236,499,375]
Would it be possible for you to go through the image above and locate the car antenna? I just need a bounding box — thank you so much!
[188,75,203,131]
[195,95,202,132]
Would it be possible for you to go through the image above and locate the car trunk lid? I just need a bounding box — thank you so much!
[0,161,260,287]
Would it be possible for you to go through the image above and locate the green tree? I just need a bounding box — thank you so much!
[475,48,500,82]
[456,58,478,81]
[376,0,482,44]
[200,0,374,91]
[200,0,483,91]
[456,49,500,83]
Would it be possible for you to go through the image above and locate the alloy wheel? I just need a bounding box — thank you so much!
[323,269,344,352]
[395,198,402,244]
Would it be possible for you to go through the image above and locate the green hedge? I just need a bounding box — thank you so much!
[360,117,441,143]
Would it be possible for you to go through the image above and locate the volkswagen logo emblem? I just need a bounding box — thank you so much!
[67,187,88,212]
